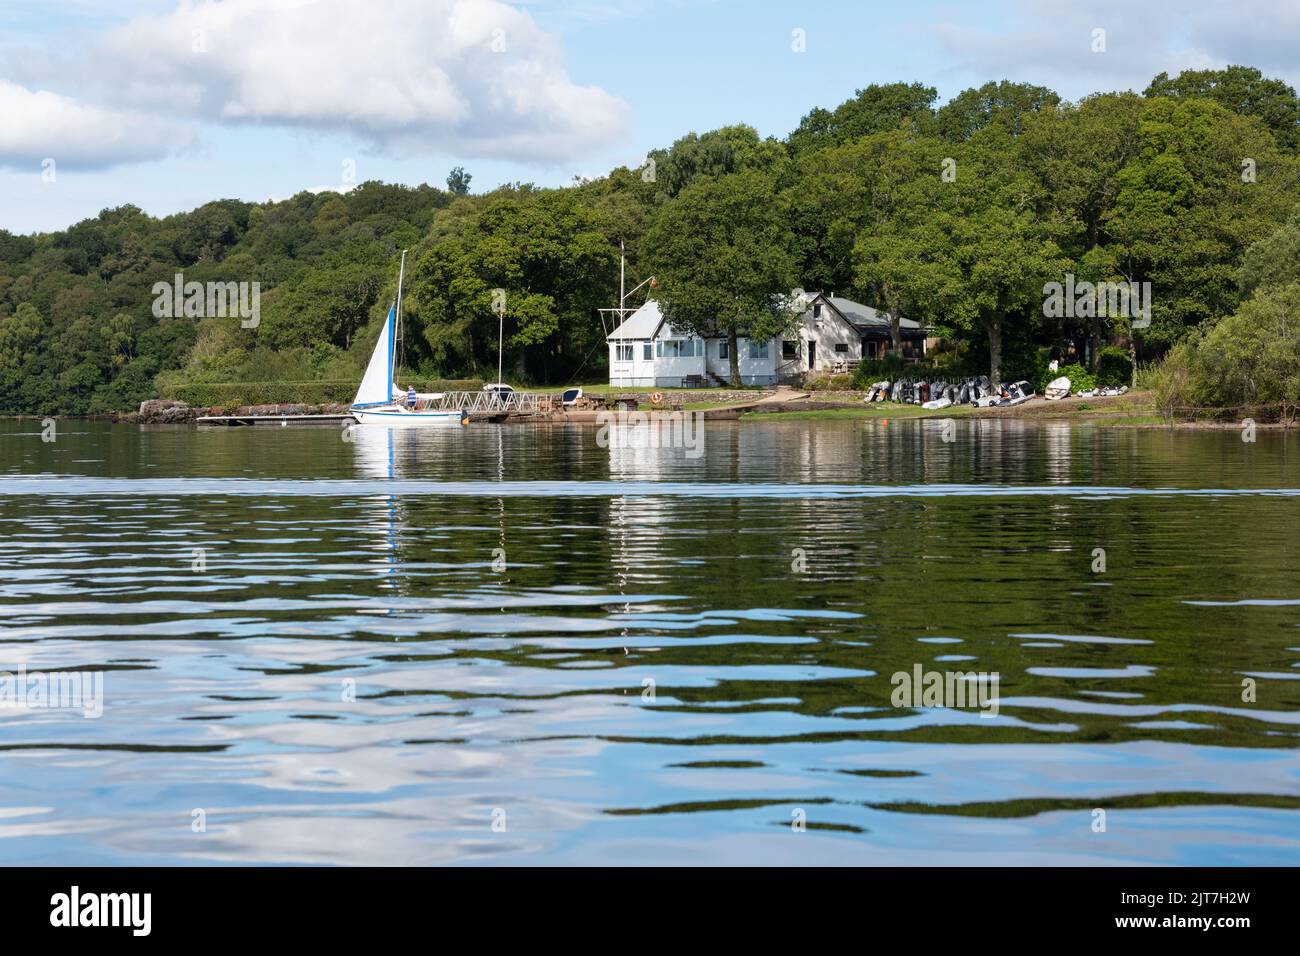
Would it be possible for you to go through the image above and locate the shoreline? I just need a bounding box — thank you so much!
[2,389,1293,429]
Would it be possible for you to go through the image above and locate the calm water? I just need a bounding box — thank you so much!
[0,418,1297,865]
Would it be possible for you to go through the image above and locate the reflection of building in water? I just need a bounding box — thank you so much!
[1044,422,1072,484]
[773,423,861,482]
[604,419,872,484]
[603,414,708,483]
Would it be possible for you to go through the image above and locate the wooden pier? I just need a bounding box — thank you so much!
[196,413,357,427]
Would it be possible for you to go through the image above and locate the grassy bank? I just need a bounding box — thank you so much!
[750,392,1167,425]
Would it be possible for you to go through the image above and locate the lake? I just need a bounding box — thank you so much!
[0,417,1297,865]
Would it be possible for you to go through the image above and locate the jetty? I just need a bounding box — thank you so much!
[196,412,357,427]
[190,387,809,426]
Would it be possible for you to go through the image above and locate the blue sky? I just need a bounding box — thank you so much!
[2,0,1297,234]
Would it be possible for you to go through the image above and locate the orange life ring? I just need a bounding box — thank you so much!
[650,392,664,406]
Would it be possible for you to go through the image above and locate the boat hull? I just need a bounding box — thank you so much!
[351,406,468,427]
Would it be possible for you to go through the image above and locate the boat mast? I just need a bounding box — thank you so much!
[394,249,407,387]
[496,290,504,390]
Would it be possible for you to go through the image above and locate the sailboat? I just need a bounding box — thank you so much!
[350,251,468,427]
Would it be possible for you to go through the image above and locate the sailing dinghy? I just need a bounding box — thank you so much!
[350,252,468,427]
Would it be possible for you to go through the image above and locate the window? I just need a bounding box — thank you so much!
[782,340,799,360]
[643,342,652,361]
[718,340,729,359]
[615,343,633,362]
[834,343,848,354]
[813,303,822,319]
[658,339,697,358]
[748,340,769,360]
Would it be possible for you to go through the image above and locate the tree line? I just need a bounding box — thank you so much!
[1,65,1298,413]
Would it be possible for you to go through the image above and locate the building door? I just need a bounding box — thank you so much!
[808,341,816,370]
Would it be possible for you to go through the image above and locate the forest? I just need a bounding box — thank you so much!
[1,65,1298,415]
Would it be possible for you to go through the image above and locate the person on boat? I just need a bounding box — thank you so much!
[406,384,417,409]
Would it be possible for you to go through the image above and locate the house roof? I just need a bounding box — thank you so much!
[606,292,931,342]
[607,300,664,340]
[823,295,923,332]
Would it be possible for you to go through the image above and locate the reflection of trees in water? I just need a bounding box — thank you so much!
[334,421,1299,757]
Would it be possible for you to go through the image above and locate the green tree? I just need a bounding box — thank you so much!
[1238,202,1300,295]
[1018,93,1145,368]
[0,303,43,369]
[936,80,1060,141]
[855,135,1064,383]
[1154,281,1300,414]
[647,125,788,200]
[446,167,472,196]
[409,188,615,380]
[258,250,384,350]
[1107,97,1298,345]
[644,170,798,385]
[787,82,937,154]
[785,130,933,303]
[1146,66,1300,150]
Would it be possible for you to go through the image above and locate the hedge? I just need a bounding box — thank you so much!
[162,379,485,408]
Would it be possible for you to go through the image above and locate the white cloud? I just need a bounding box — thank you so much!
[0,80,191,170]
[5,0,629,164]
[920,0,1300,102]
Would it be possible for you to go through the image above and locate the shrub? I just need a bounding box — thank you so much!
[851,356,935,388]
[1133,361,1161,390]
[1096,346,1133,386]
[1152,282,1300,420]
[806,372,854,391]
[163,378,484,408]
[1037,362,1096,394]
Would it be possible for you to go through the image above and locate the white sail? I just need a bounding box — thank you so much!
[352,304,396,407]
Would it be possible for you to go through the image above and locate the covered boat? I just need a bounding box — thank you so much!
[1044,376,1071,401]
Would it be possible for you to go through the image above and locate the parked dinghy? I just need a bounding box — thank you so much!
[1044,376,1071,401]
[1004,381,1035,405]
